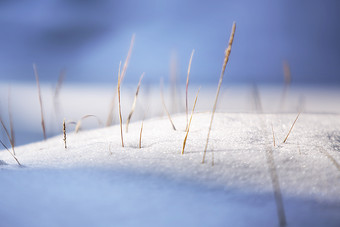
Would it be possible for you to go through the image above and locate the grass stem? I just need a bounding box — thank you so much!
[182,88,200,155]
[0,139,21,166]
[160,79,176,130]
[63,118,67,149]
[186,49,195,130]
[202,22,236,163]
[126,72,145,133]
[33,63,47,140]
[283,112,301,143]
[117,61,124,147]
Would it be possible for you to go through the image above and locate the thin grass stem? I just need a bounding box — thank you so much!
[0,139,21,166]
[185,49,195,130]
[160,79,176,130]
[202,22,236,163]
[283,112,301,143]
[182,88,200,155]
[126,72,145,133]
[33,63,47,140]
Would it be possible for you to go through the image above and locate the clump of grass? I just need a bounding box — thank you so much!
[126,72,145,133]
[202,22,236,164]
[182,88,200,155]
[33,63,47,140]
[160,78,176,130]
[283,112,301,143]
[185,49,195,130]
[75,115,103,133]
[63,118,67,149]
[0,138,21,166]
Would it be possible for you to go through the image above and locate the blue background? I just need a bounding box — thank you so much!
[0,0,339,85]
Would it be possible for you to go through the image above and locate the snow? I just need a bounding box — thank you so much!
[1,83,340,226]
[1,111,340,226]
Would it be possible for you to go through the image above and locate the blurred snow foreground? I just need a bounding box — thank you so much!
[1,111,340,226]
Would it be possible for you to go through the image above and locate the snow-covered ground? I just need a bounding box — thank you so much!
[1,83,340,226]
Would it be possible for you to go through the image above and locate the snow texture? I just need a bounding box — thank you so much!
[1,112,340,226]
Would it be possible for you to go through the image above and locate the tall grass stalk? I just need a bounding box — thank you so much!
[126,72,145,133]
[202,22,236,163]
[182,88,200,155]
[33,63,47,140]
[283,112,300,143]
[117,61,124,147]
[117,34,135,147]
[185,49,195,130]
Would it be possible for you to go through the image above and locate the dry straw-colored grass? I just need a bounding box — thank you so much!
[126,72,145,133]
[117,62,124,147]
[202,22,236,164]
[33,63,47,140]
[182,88,200,155]
[63,118,67,149]
[271,123,276,147]
[139,119,144,149]
[160,78,176,130]
[117,34,135,147]
[75,115,103,133]
[185,49,195,130]
[0,138,21,166]
[1,116,15,156]
[283,112,300,143]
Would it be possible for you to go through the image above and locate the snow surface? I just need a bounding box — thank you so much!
[1,111,340,226]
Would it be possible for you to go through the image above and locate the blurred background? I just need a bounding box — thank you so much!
[1,0,340,146]
[0,0,339,85]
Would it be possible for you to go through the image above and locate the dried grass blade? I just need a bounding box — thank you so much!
[126,72,145,132]
[182,88,200,155]
[33,63,47,140]
[283,112,300,143]
[186,49,195,130]
[160,79,176,130]
[202,22,236,163]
